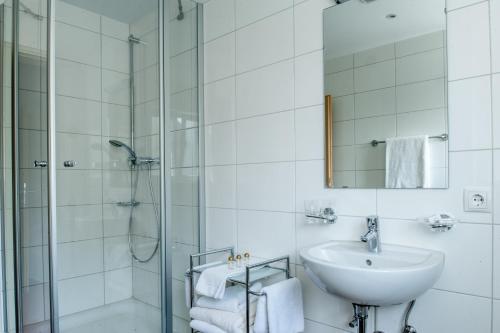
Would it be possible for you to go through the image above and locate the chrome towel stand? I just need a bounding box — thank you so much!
[186,247,291,333]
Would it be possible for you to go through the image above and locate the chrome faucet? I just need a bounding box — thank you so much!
[361,215,381,253]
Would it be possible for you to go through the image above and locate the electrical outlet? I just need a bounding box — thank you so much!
[463,187,491,212]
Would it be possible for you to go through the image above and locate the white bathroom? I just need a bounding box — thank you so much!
[0,0,498,332]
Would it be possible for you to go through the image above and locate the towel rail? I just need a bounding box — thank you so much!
[370,133,448,147]
[187,248,290,333]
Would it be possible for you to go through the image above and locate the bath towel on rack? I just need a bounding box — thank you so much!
[186,261,225,308]
[197,283,262,313]
[190,302,257,333]
[196,260,259,299]
[190,319,226,333]
[385,135,430,189]
[254,277,304,333]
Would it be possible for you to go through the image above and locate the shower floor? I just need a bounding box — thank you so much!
[61,299,161,333]
[25,299,161,333]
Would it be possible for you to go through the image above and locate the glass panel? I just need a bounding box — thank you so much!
[52,0,163,332]
[1,3,17,332]
[16,0,51,331]
[167,0,200,331]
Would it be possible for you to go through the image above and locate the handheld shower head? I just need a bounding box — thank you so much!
[109,140,137,162]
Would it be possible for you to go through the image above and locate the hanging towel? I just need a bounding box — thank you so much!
[197,283,262,313]
[190,320,226,333]
[385,135,430,189]
[254,278,304,333]
[196,260,258,299]
[190,302,257,333]
[185,261,225,308]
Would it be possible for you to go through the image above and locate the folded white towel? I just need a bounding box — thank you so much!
[254,278,304,333]
[385,135,430,189]
[196,283,262,313]
[196,261,257,299]
[190,319,226,333]
[190,302,257,333]
[186,261,224,308]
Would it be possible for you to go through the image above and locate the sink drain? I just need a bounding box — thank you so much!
[366,259,372,266]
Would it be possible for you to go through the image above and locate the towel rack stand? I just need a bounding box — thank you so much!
[186,247,291,333]
[370,133,448,147]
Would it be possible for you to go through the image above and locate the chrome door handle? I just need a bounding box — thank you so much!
[33,160,47,168]
[63,160,76,168]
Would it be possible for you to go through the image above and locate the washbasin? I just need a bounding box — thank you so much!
[300,240,444,306]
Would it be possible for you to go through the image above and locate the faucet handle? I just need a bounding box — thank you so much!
[366,215,379,229]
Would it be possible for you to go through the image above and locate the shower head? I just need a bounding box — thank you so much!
[177,0,184,20]
[109,140,137,162]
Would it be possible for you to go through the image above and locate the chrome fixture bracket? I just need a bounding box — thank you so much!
[305,207,338,224]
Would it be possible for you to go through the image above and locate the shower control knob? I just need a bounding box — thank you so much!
[63,160,76,168]
[33,160,47,168]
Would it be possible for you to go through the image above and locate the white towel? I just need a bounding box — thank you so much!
[186,261,225,308]
[197,283,262,313]
[385,135,430,189]
[254,278,304,333]
[190,302,257,333]
[196,260,258,299]
[190,320,226,333]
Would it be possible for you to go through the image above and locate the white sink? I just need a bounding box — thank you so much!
[300,240,444,306]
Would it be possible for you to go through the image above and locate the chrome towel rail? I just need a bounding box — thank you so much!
[371,133,448,147]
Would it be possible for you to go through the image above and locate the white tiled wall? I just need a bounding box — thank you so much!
[325,31,448,188]
[203,0,500,332]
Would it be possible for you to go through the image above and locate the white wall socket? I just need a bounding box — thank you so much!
[463,187,491,212]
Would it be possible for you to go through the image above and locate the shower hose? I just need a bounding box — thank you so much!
[128,162,160,263]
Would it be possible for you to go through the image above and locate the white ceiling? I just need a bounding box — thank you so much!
[61,0,158,23]
[324,0,446,59]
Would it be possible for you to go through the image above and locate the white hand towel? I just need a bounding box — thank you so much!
[186,261,224,308]
[254,278,304,333]
[190,320,226,333]
[196,260,258,299]
[385,135,430,189]
[196,283,262,313]
[190,303,257,333]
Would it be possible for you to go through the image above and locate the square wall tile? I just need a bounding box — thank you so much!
[492,0,500,73]
[448,75,491,151]
[204,33,235,83]
[295,51,324,108]
[206,208,237,250]
[59,274,105,316]
[494,226,500,297]
[236,9,294,73]
[237,162,295,212]
[105,267,132,304]
[396,48,445,85]
[295,105,324,160]
[204,0,235,42]
[325,70,354,97]
[56,22,100,67]
[354,60,395,93]
[294,0,332,56]
[237,210,295,261]
[237,111,295,164]
[204,77,236,125]
[206,165,237,209]
[493,74,500,148]
[205,121,236,166]
[236,60,294,118]
[236,0,292,29]
[447,2,490,80]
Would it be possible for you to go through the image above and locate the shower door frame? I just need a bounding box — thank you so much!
[9,0,171,332]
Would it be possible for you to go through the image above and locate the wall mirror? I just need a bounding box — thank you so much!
[323,0,448,189]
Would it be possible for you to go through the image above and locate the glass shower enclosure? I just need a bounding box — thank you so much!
[0,0,202,332]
